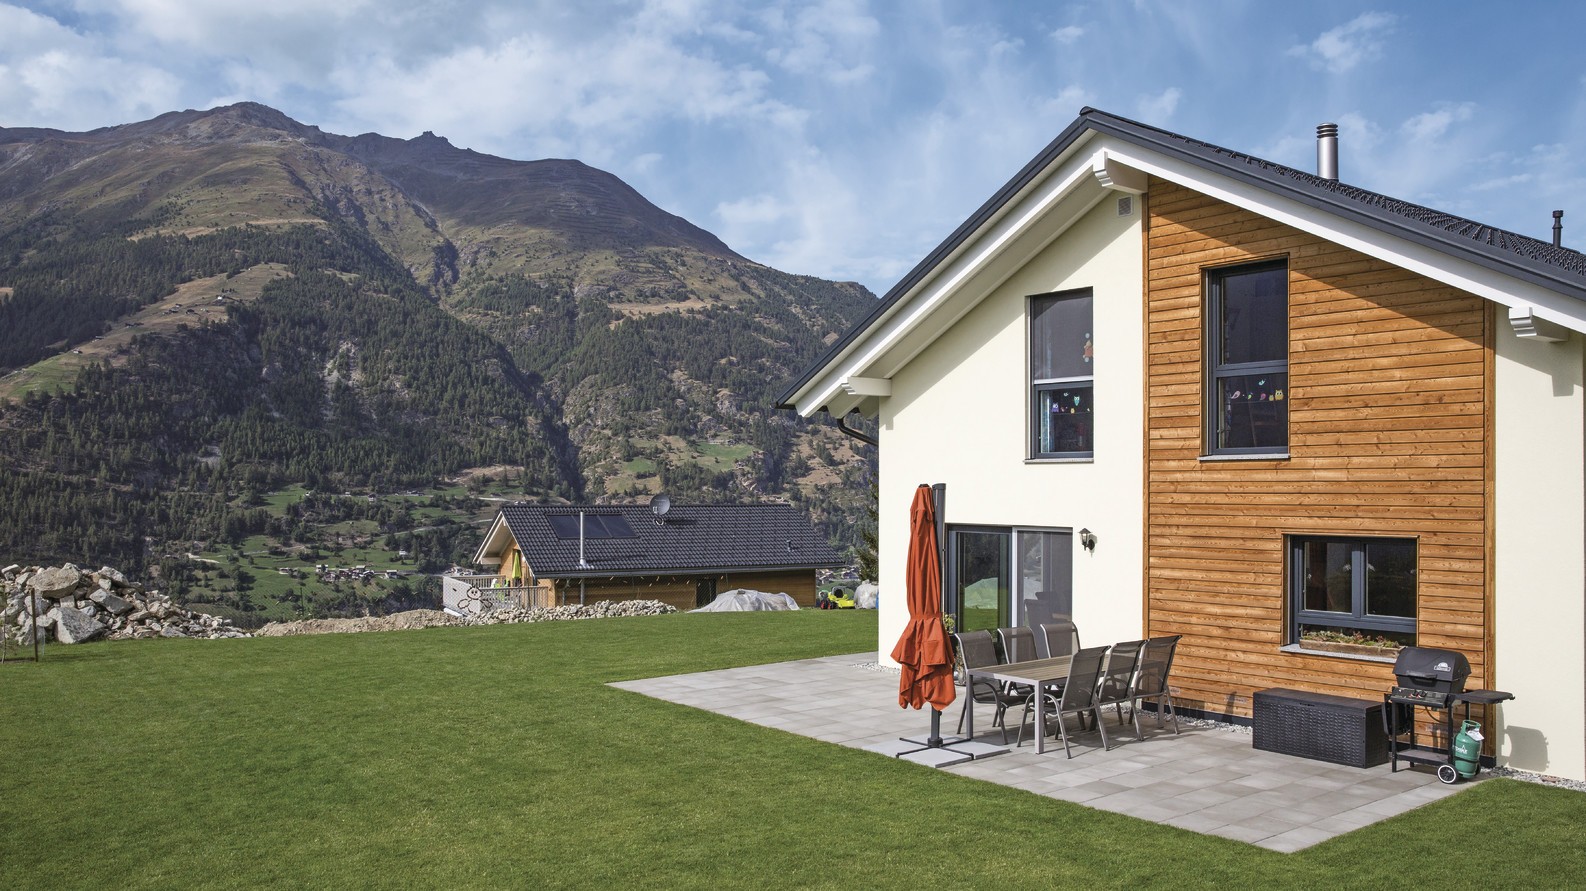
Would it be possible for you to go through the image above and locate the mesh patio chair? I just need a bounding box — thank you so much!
[1016,645,1109,756]
[995,626,1039,664]
[1126,634,1182,734]
[1037,620,1081,658]
[1094,639,1146,746]
[951,630,1026,744]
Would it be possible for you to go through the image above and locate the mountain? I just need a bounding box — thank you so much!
[0,103,876,620]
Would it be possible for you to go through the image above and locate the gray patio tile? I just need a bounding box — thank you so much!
[1164,811,1234,833]
[1166,786,1245,811]
[1258,826,1339,852]
[1211,823,1283,844]
[608,650,1483,850]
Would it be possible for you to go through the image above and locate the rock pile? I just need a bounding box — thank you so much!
[256,599,677,636]
[2,563,250,645]
[462,599,677,625]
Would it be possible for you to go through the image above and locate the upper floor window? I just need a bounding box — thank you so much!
[1206,261,1288,455]
[1030,289,1094,458]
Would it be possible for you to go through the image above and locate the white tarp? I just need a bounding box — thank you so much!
[690,589,800,612]
[854,582,879,609]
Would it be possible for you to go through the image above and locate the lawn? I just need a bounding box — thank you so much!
[3,611,1584,889]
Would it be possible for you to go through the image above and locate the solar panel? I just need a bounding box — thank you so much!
[546,513,636,540]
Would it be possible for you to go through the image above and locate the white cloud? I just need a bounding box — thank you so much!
[761,0,880,84]
[1402,101,1475,142]
[1050,25,1084,45]
[0,3,183,128]
[1134,87,1182,123]
[1289,11,1397,74]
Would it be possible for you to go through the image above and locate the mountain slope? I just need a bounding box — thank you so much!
[0,103,876,600]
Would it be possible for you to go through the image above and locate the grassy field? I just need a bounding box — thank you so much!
[3,611,1584,889]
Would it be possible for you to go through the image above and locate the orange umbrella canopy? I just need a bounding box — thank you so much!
[889,484,956,711]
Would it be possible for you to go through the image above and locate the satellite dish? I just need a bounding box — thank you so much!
[650,494,671,522]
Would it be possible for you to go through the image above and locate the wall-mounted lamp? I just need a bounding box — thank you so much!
[1079,528,1097,552]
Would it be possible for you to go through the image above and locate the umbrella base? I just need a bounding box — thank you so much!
[866,736,1008,767]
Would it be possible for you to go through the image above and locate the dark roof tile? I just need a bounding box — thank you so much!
[498,502,843,578]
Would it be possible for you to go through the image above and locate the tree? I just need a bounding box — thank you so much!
[854,481,878,583]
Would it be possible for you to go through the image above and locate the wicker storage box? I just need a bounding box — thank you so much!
[1253,688,1388,768]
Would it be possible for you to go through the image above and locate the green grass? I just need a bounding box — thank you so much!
[696,441,753,464]
[3,612,1584,889]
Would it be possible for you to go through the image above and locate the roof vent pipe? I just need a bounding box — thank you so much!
[1553,210,1564,247]
[1316,123,1339,181]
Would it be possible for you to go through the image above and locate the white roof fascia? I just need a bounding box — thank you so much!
[789,133,1111,418]
[471,513,510,566]
[1104,144,1586,335]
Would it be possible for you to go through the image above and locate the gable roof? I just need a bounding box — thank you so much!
[474,502,844,578]
[780,107,1586,418]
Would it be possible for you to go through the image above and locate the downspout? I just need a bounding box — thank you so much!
[834,409,878,446]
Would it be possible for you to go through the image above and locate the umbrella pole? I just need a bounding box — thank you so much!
[927,708,943,747]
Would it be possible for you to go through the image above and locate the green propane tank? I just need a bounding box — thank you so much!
[1453,720,1483,779]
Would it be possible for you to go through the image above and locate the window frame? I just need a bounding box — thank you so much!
[945,524,1074,637]
[1029,288,1095,460]
[1288,534,1418,645]
[1204,259,1289,457]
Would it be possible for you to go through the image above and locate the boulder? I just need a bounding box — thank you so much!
[27,566,82,600]
[89,590,135,616]
[50,606,106,644]
[94,566,129,587]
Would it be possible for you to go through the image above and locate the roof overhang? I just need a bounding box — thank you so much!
[471,513,516,566]
[1096,139,1586,338]
[535,562,840,581]
[781,109,1586,421]
[783,130,1134,419]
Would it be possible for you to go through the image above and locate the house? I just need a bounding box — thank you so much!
[450,501,844,614]
[780,108,1586,781]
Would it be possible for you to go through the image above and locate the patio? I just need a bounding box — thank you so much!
[612,652,1477,852]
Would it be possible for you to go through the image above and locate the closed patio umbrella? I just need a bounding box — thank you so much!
[891,484,956,740]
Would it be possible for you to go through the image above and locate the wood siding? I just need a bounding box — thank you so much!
[1143,178,1492,723]
[550,570,819,611]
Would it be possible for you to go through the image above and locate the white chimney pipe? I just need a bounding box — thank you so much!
[1316,123,1339,181]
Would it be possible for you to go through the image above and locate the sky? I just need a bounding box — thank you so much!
[4,1,1586,296]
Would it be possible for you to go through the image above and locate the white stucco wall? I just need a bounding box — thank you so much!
[875,198,1144,663]
[1494,325,1586,780]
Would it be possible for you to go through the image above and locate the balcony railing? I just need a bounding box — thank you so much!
[442,574,557,615]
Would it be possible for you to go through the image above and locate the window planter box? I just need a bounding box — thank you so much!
[1299,639,1403,659]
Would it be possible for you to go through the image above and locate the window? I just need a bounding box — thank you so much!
[1290,536,1417,647]
[947,526,1073,636]
[1206,262,1287,455]
[1030,289,1094,458]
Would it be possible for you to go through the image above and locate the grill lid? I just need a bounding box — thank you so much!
[1392,646,1471,685]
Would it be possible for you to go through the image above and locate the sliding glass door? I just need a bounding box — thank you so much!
[947,526,1072,642]
[951,527,1010,633]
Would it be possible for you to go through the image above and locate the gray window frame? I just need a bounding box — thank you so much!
[1289,534,1418,643]
[1029,288,1094,460]
[1205,260,1288,456]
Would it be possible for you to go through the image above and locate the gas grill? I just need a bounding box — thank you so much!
[1387,646,1470,708]
[1383,646,1512,783]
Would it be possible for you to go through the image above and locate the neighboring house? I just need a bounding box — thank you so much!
[780,108,1586,781]
[449,501,843,614]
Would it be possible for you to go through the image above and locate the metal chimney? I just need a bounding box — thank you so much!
[1316,123,1339,181]
[1553,210,1564,248]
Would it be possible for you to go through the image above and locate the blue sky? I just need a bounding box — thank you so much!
[3,1,1586,296]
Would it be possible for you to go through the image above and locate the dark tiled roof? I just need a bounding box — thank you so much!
[1099,111,1586,283]
[498,502,843,578]
[778,107,1586,408]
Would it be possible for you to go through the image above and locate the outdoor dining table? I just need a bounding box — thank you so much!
[963,654,1073,755]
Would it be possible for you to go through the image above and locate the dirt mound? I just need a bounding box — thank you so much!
[256,610,458,636]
